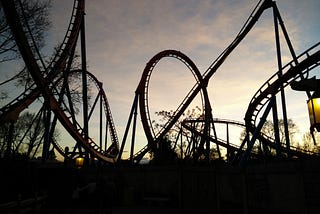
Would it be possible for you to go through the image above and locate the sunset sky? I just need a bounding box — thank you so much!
[1,0,320,158]
[40,0,320,155]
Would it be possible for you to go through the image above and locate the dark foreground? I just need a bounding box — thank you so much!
[1,158,320,214]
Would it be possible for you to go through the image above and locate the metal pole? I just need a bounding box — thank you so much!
[180,126,183,159]
[226,123,230,161]
[5,122,15,158]
[240,97,274,166]
[117,94,138,163]
[130,99,138,164]
[271,95,282,156]
[273,5,298,65]
[100,90,103,149]
[42,107,51,162]
[105,117,108,151]
[273,4,291,157]
[80,1,88,142]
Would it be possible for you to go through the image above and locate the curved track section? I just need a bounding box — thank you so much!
[1,0,117,163]
[51,69,119,158]
[184,117,317,159]
[131,0,279,162]
[45,0,84,77]
[245,43,320,156]
[136,50,206,149]
[135,0,273,145]
[181,119,248,157]
[182,118,317,160]
[133,0,317,162]
[246,43,320,127]
[0,0,84,124]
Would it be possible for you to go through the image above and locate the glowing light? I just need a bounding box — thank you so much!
[75,157,84,168]
[307,97,320,131]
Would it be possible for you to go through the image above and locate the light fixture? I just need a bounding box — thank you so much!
[307,92,320,132]
[291,77,320,132]
[75,156,84,169]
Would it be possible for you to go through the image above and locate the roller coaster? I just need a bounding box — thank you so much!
[0,0,319,165]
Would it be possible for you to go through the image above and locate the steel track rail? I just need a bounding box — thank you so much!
[181,119,245,152]
[132,0,274,161]
[0,0,83,124]
[244,44,320,157]
[1,0,116,163]
[134,50,206,161]
[212,118,319,156]
[246,43,320,127]
[70,69,120,153]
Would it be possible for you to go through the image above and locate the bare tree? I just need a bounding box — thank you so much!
[240,119,300,156]
[0,111,59,159]
[151,107,205,162]
[301,132,320,153]
[0,0,51,63]
[0,0,51,102]
[262,119,299,145]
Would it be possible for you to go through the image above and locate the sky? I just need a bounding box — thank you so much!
[1,0,320,158]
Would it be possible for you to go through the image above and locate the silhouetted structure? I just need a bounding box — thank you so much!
[1,1,320,212]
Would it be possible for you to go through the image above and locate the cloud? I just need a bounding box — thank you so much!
[39,0,320,151]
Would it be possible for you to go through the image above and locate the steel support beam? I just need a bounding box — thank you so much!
[273,4,290,157]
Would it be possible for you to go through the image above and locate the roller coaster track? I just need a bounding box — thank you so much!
[243,43,320,158]
[181,119,247,154]
[49,69,119,158]
[182,118,317,160]
[137,50,205,141]
[135,49,208,161]
[133,0,320,163]
[2,0,319,163]
[0,0,83,123]
[245,42,320,129]
[74,69,119,154]
[1,0,118,162]
[133,0,274,161]
[213,120,319,157]
[216,119,318,157]
[207,119,315,157]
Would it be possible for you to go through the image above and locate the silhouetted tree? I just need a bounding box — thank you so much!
[149,136,177,165]
[240,118,299,156]
[0,111,59,159]
[153,106,203,140]
[0,0,51,63]
[0,0,52,104]
[151,107,211,161]
[262,119,299,145]
[301,131,320,153]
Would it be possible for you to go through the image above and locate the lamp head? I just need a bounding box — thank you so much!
[307,91,320,132]
[75,156,84,169]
